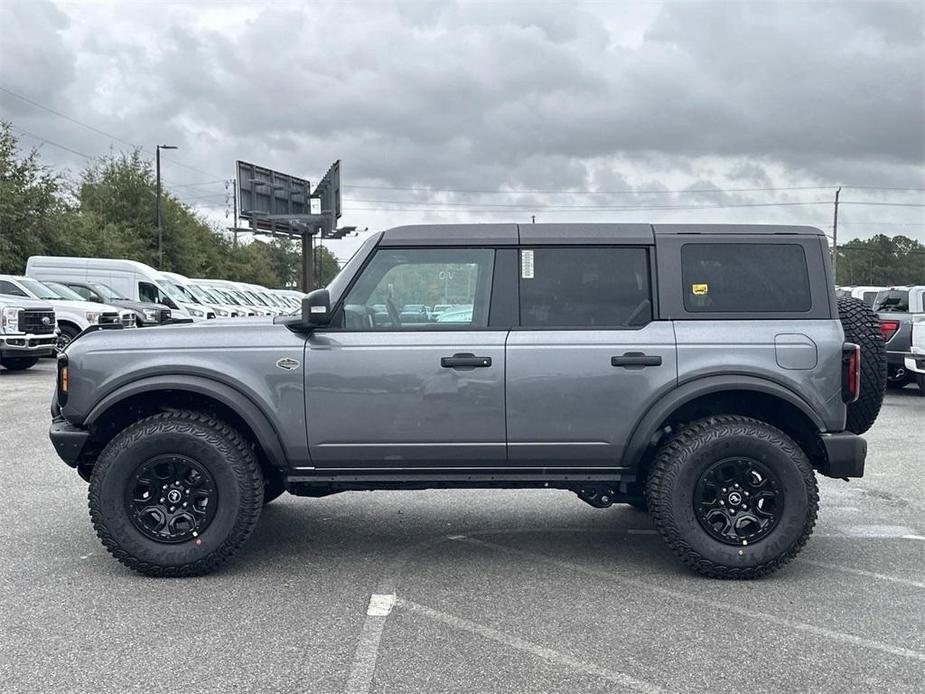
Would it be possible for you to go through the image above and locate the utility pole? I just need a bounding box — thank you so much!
[832,186,841,281]
[155,144,178,268]
[231,179,238,248]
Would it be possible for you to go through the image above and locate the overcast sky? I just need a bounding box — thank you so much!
[1,0,923,261]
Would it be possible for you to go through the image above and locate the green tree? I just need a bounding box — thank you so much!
[836,235,925,285]
[0,122,72,274]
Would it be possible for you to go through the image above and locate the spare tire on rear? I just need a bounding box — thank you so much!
[837,297,886,434]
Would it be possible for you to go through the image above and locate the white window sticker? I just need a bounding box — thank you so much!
[521,250,535,279]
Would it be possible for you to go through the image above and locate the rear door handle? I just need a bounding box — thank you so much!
[441,353,492,368]
[611,352,662,368]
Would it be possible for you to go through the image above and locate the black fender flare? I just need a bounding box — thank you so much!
[84,374,288,469]
[622,374,826,470]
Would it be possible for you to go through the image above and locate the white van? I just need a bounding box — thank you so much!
[25,256,202,320]
[193,279,274,316]
[159,271,237,318]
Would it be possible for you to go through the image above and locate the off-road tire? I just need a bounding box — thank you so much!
[837,297,886,434]
[0,356,40,371]
[57,324,80,353]
[89,411,263,577]
[646,416,818,580]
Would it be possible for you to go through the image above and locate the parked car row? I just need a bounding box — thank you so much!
[836,284,925,393]
[1,255,306,370]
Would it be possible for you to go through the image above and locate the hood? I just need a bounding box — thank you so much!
[48,298,125,314]
[65,314,277,355]
[0,295,55,311]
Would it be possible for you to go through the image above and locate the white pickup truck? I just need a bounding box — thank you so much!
[0,294,57,370]
[904,318,925,396]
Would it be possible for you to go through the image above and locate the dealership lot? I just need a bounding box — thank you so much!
[1,362,923,694]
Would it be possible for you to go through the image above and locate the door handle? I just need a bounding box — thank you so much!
[441,353,492,368]
[611,352,662,368]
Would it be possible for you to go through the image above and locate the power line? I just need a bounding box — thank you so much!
[14,127,94,160]
[0,84,224,181]
[344,183,925,196]
[344,183,838,196]
[344,199,834,211]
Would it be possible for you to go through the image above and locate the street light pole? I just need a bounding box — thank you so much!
[156,144,178,268]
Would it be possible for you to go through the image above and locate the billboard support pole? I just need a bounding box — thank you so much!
[301,229,314,292]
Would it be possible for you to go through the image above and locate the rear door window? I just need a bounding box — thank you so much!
[518,247,652,328]
[681,243,812,313]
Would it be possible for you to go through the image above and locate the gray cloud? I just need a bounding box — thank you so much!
[0,0,922,244]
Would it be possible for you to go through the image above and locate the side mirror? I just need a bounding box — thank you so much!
[302,289,332,328]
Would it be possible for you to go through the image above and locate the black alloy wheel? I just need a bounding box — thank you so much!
[125,455,218,543]
[694,457,782,546]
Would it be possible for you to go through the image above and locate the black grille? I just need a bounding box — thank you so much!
[99,312,121,325]
[120,313,135,328]
[158,308,171,324]
[20,310,56,335]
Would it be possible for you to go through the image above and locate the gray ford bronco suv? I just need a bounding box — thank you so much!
[49,224,886,578]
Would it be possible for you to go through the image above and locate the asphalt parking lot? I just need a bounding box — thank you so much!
[1,361,923,694]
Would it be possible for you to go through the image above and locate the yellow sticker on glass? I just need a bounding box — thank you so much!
[692,283,709,295]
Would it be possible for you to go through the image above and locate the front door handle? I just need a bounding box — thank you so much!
[441,353,492,368]
[611,352,662,368]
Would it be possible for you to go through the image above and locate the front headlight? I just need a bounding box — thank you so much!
[1,307,21,333]
[142,308,158,322]
[187,307,206,318]
[215,307,230,317]
[85,311,101,324]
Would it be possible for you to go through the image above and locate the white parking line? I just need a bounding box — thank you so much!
[461,537,925,663]
[797,560,925,589]
[343,594,396,694]
[396,597,670,694]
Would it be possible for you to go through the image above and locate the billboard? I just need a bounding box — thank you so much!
[313,159,341,231]
[235,161,311,235]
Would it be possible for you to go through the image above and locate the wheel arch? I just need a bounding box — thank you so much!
[624,375,826,473]
[84,375,288,472]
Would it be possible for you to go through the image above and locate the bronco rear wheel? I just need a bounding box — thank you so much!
[89,411,263,577]
[646,416,818,579]
[837,297,886,434]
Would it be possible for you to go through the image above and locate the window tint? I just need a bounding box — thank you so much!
[873,290,909,313]
[68,284,94,300]
[681,243,811,313]
[0,280,28,297]
[519,247,652,328]
[341,248,494,330]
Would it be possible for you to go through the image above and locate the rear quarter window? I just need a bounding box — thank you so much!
[681,243,812,313]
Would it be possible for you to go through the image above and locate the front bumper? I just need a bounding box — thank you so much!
[818,432,867,479]
[0,333,57,358]
[49,416,90,468]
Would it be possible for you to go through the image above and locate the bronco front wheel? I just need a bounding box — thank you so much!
[89,411,263,577]
[646,415,818,579]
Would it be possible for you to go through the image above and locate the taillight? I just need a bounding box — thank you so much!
[842,343,860,403]
[880,319,900,342]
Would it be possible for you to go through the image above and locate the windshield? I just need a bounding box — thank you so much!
[328,232,380,303]
[195,285,222,304]
[212,287,240,305]
[874,290,910,312]
[90,283,129,300]
[167,281,200,304]
[184,283,214,304]
[244,290,268,306]
[157,279,188,304]
[43,281,87,302]
[18,278,61,300]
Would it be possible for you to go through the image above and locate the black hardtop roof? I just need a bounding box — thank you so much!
[378,223,824,246]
